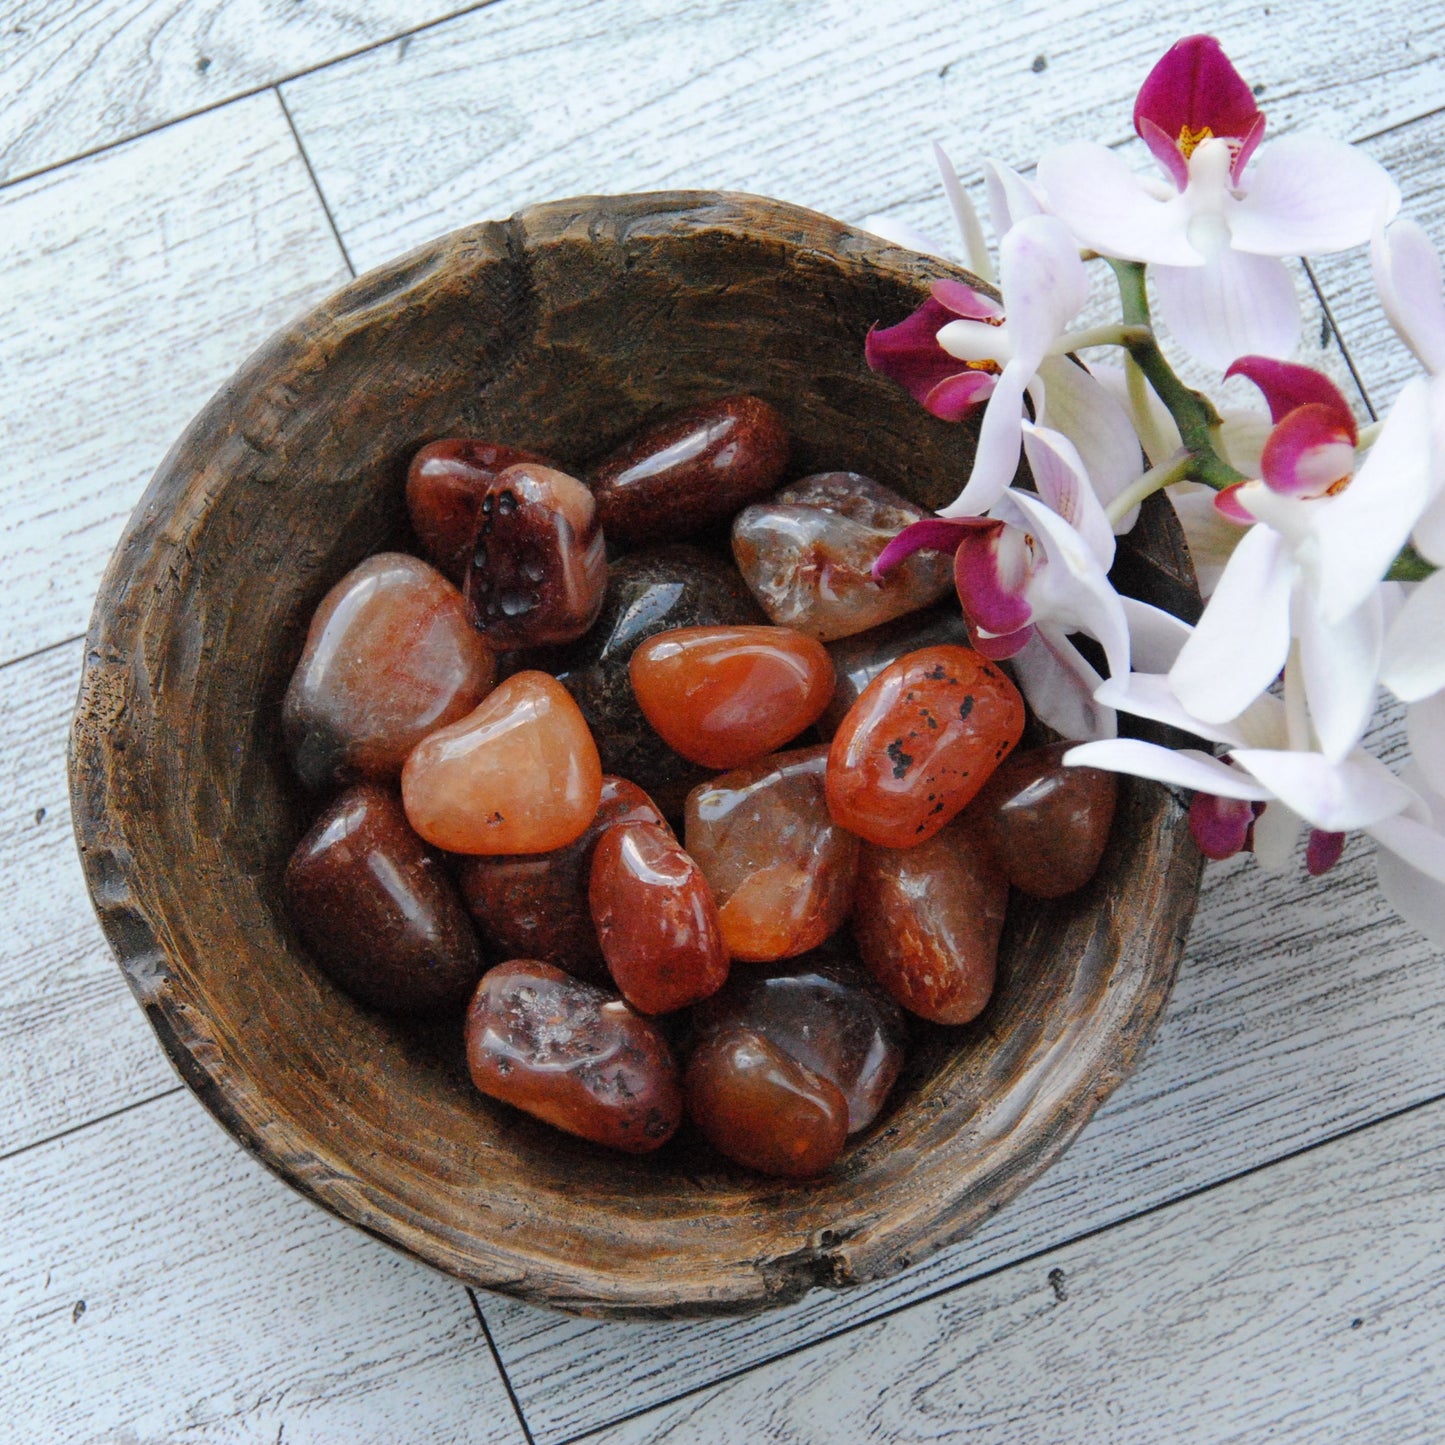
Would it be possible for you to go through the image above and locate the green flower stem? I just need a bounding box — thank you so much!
[1385,544,1436,582]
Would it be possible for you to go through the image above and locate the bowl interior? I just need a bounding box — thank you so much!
[70,192,1202,1318]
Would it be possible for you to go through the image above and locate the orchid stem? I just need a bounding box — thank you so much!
[1386,543,1436,583]
[1126,353,1174,465]
[1105,453,1195,526]
[1056,323,1152,353]
[1107,258,1246,491]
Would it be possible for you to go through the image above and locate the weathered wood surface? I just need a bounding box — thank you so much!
[0,90,349,669]
[0,1089,524,1444]
[589,1096,1445,1445]
[0,0,491,185]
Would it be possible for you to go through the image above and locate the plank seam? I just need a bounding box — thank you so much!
[274,89,357,279]
[545,1084,1445,1445]
[0,1085,185,1165]
[1302,257,1378,420]
[469,1288,539,1445]
[1,630,86,676]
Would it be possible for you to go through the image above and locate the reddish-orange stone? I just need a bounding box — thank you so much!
[401,671,602,854]
[973,741,1118,897]
[405,439,550,583]
[686,1029,849,1177]
[852,818,1010,1025]
[466,960,682,1152]
[589,823,728,1014]
[629,625,834,770]
[457,776,670,982]
[826,644,1024,848]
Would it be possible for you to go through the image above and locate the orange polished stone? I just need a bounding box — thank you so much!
[466,960,682,1153]
[685,1029,849,1178]
[589,822,728,1014]
[852,817,1009,1025]
[685,746,858,961]
[629,625,834,770]
[826,644,1024,848]
[401,671,601,854]
[973,741,1118,897]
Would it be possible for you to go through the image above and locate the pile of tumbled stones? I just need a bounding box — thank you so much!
[282,396,1116,1179]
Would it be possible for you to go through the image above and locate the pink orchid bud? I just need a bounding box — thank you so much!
[1189,791,1264,860]
[1133,35,1265,190]
[1305,828,1347,876]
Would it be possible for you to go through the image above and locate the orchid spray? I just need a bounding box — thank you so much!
[864,34,1445,945]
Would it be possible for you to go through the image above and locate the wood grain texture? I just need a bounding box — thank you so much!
[0,1088,524,1445]
[590,1096,1445,1445]
[0,641,178,1157]
[69,192,1200,1318]
[0,89,350,669]
[279,0,1445,273]
[0,0,487,185]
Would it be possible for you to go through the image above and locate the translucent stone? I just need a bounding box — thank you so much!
[401,670,602,854]
[630,625,834,770]
[589,822,729,1014]
[974,741,1118,897]
[284,784,482,1014]
[731,472,954,641]
[406,439,549,583]
[685,745,859,961]
[466,960,682,1152]
[456,776,669,983]
[589,395,790,545]
[282,552,496,790]
[852,817,1009,1025]
[685,1029,848,1178]
[693,947,906,1131]
[463,462,607,648]
[826,644,1025,848]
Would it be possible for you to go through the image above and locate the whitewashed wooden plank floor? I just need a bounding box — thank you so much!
[3,4,1443,1442]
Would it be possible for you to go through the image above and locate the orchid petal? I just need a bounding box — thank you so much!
[934,144,996,283]
[936,318,1011,365]
[953,518,1034,635]
[1019,419,1116,568]
[1152,250,1301,370]
[1138,116,1189,192]
[865,299,968,406]
[870,517,977,581]
[1306,828,1346,876]
[1063,740,1274,800]
[1095,671,1248,746]
[982,156,1046,237]
[1228,747,1413,831]
[1036,141,1199,266]
[1374,824,1445,942]
[1170,524,1294,722]
[968,622,1034,660]
[1381,569,1445,702]
[1121,596,1195,672]
[1168,482,1247,597]
[1216,409,1273,476]
[1032,358,1145,526]
[1408,691,1445,800]
[938,359,1031,517]
[1009,626,1116,741]
[1372,218,1445,376]
[1225,355,1357,431]
[1259,403,1357,498]
[1229,133,1401,256]
[1189,791,1257,859]
[997,215,1090,365]
[860,215,950,256]
[1251,797,1303,871]
[930,278,1005,321]
[1133,36,1263,181]
[1296,588,1383,762]
[923,370,998,421]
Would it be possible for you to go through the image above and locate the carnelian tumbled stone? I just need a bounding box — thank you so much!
[283,553,496,790]
[630,625,834,770]
[589,822,728,1014]
[466,960,682,1152]
[826,644,1024,848]
[973,741,1118,897]
[685,746,858,961]
[686,1029,849,1178]
[457,776,669,982]
[853,817,1010,1025]
[406,439,550,583]
[401,671,602,854]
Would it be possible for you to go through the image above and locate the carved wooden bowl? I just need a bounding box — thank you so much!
[69,192,1203,1319]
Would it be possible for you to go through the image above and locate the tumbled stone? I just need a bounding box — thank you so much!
[732,472,954,642]
[973,741,1118,897]
[685,1029,848,1178]
[285,784,483,1014]
[406,438,550,583]
[686,745,858,961]
[534,546,767,817]
[456,777,669,983]
[693,947,906,1131]
[589,395,790,545]
[401,671,602,854]
[466,960,682,1152]
[589,822,728,1014]
[463,462,607,648]
[852,817,1010,1025]
[826,644,1025,849]
[818,606,972,739]
[283,552,497,790]
[630,625,834,770]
